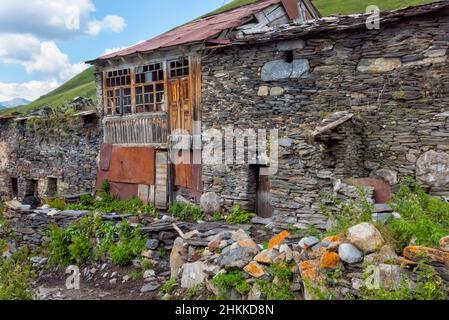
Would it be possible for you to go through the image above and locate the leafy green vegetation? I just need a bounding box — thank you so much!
[161,277,178,294]
[389,182,449,248]
[212,212,224,222]
[212,271,251,300]
[226,205,255,225]
[0,247,34,300]
[320,186,373,236]
[0,201,4,224]
[0,67,96,116]
[169,201,205,222]
[49,181,157,217]
[257,263,295,300]
[46,215,146,267]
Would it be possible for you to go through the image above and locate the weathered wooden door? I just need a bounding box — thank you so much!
[168,77,192,134]
[257,170,273,218]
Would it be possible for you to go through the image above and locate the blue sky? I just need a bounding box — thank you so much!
[0,0,231,101]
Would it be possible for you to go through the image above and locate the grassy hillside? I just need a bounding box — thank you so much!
[0,67,96,115]
[4,0,438,115]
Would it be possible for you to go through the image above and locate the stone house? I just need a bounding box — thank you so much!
[1,0,449,231]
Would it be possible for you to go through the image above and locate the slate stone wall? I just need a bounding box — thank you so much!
[201,11,449,228]
[0,116,102,201]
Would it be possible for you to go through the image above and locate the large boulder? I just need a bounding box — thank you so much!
[170,237,188,278]
[181,261,208,289]
[416,151,449,188]
[200,192,221,215]
[347,223,385,254]
[217,247,258,269]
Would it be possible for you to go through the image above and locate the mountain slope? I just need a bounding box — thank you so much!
[2,0,438,116]
[0,67,96,115]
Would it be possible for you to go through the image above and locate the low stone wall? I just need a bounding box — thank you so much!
[1,208,87,249]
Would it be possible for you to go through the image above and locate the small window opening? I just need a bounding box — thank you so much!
[285,50,294,63]
[10,177,18,198]
[47,178,58,197]
[25,179,38,197]
[169,58,189,78]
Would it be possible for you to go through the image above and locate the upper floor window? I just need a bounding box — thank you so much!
[169,58,189,78]
[105,68,131,115]
[135,63,165,113]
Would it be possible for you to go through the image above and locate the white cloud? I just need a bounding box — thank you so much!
[0,80,60,102]
[0,33,89,82]
[88,15,126,36]
[0,0,125,39]
[103,40,145,56]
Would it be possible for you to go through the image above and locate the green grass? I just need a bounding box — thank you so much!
[203,0,437,17]
[0,67,96,116]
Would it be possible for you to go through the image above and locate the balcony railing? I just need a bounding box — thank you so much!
[103,113,168,145]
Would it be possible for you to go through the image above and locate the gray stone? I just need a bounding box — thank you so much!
[298,236,320,249]
[140,282,160,293]
[170,237,188,279]
[146,239,159,250]
[357,58,401,73]
[200,192,221,215]
[257,86,269,96]
[279,138,293,148]
[374,204,393,213]
[270,87,285,96]
[346,223,385,254]
[217,247,258,269]
[276,39,305,51]
[417,150,449,188]
[181,261,207,289]
[339,243,364,264]
[364,245,398,264]
[261,59,309,81]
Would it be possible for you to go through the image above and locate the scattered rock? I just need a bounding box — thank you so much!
[320,252,341,270]
[232,229,251,242]
[181,261,207,289]
[200,192,221,215]
[143,269,156,279]
[268,231,290,249]
[254,249,279,264]
[247,283,262,300]
[440,236,449,252]
[339,243,364,264]
[217,247,259,269]
[404,246,449,266]
[109,278,117,285]
[416,151,449,188]
[364,245,398,264]
[244,261,266,278]
[170,237,188,278]
[232,239,258,249]
[299,260,320,282]
[298,236,320,249]
[140,282,160,293]
[208,233,224,251]
[346,223,385,253]
[279,244,293,262]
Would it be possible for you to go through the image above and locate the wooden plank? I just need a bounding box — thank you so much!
[155,151,168,209]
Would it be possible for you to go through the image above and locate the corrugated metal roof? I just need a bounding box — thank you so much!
[92,0,282,62]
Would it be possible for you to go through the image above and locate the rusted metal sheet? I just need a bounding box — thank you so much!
[351,178,393,204]
[99,143,113,171]
[281,0,300,19]
[109,182,139,200]
[94,0,281,61]
[109,146,155,185]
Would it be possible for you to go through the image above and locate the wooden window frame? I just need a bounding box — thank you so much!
[104,68,131,116]
[135,62,166,114]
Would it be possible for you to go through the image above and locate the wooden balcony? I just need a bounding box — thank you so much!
[103,113,169,146]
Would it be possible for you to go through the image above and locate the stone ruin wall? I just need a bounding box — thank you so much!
[0,117,102,201]
[201,11,449,229]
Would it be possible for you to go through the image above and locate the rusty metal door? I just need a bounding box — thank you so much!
[257,169,273,218]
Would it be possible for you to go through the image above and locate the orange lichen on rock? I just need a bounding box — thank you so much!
[244,261,266,278]
[299,260,320,282]
[308,247,327,260]
[322,235,343,243]
[320,252,341,270]
[404,246,449,265]
[268,231,290,249]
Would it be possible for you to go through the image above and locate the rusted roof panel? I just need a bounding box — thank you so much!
[281,0,300,19]
[95,0,281,61]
